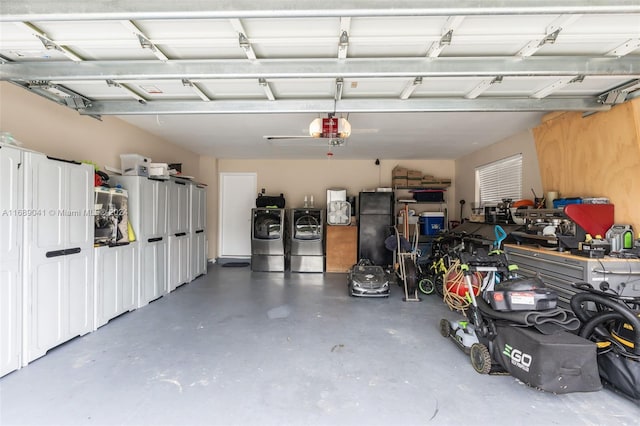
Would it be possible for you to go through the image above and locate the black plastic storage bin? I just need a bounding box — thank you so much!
[411,189,445,202]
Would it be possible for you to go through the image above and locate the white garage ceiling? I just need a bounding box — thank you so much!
[1,1,639,159]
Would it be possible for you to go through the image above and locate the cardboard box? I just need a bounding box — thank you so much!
[407,178,422,187]
[392,166,408,178]
[392,177,408,187]
[407,170,422,179]
[421,177,452,187]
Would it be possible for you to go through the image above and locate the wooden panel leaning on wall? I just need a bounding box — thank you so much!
[533,99,640,235]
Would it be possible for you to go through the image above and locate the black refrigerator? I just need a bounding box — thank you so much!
[358,191,394,267]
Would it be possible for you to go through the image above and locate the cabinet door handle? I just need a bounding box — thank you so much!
[175,232,187,237]
[46,249,66,258]
[593,268,640,276]
[195,230,204,234]
[148,237,163,243]
[46,247,81,258]
[46,156,81,165]
[174,181,186,186]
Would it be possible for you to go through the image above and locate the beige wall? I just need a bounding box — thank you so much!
[0,81,219,258]
[218,158,455,218]
[0,82,200,175]
[454,129,543,220]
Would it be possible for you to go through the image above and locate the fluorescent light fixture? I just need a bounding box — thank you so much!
[399,77,423,100]
[259,78,275,101]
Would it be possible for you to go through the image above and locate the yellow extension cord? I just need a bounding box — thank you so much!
[442,259,482,313]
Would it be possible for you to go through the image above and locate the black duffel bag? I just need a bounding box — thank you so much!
[256,193,285,208]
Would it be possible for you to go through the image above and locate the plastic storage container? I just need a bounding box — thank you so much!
[553,197,582,209]
[120,153,151,176]
[412,189,445,202]
[419,212,445,235]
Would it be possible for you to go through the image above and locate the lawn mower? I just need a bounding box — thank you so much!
[439,227,601,393]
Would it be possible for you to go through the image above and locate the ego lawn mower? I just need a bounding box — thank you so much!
[440,235,601,393]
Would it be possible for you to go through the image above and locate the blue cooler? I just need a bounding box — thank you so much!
[419,212,445,235]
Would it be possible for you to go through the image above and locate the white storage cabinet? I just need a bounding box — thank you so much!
[111,175,168,307]
[0,144,23,377]
[94,243,137,329]
[167,178,191,291]
[190,183,208,280]
[23,152,94,364]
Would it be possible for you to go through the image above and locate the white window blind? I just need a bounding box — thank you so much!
[476,154,523,205]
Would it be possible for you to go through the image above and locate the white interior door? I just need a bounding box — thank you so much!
[218,173,256,259]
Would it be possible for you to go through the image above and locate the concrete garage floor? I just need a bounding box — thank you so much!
[0,264,638,425]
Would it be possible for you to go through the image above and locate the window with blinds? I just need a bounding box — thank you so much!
[476,154,523,205]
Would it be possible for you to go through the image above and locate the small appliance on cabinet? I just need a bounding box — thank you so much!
[290,208,324,272]
[251,208,288,272]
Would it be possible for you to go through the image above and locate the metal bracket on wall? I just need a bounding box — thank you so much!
[598,79,640,105]
[20,80,100,119]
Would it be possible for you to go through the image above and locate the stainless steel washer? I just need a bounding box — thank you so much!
[251,208,287,272]
[290,208,324,272]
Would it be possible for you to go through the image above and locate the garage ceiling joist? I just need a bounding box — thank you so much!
[2,1,640,21]
[79,98,610,116]
[3,57,638,82]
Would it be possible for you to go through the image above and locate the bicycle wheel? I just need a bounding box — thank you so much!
[434,275,445,297]
[418,277,435,295]
[404,259,418,294]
